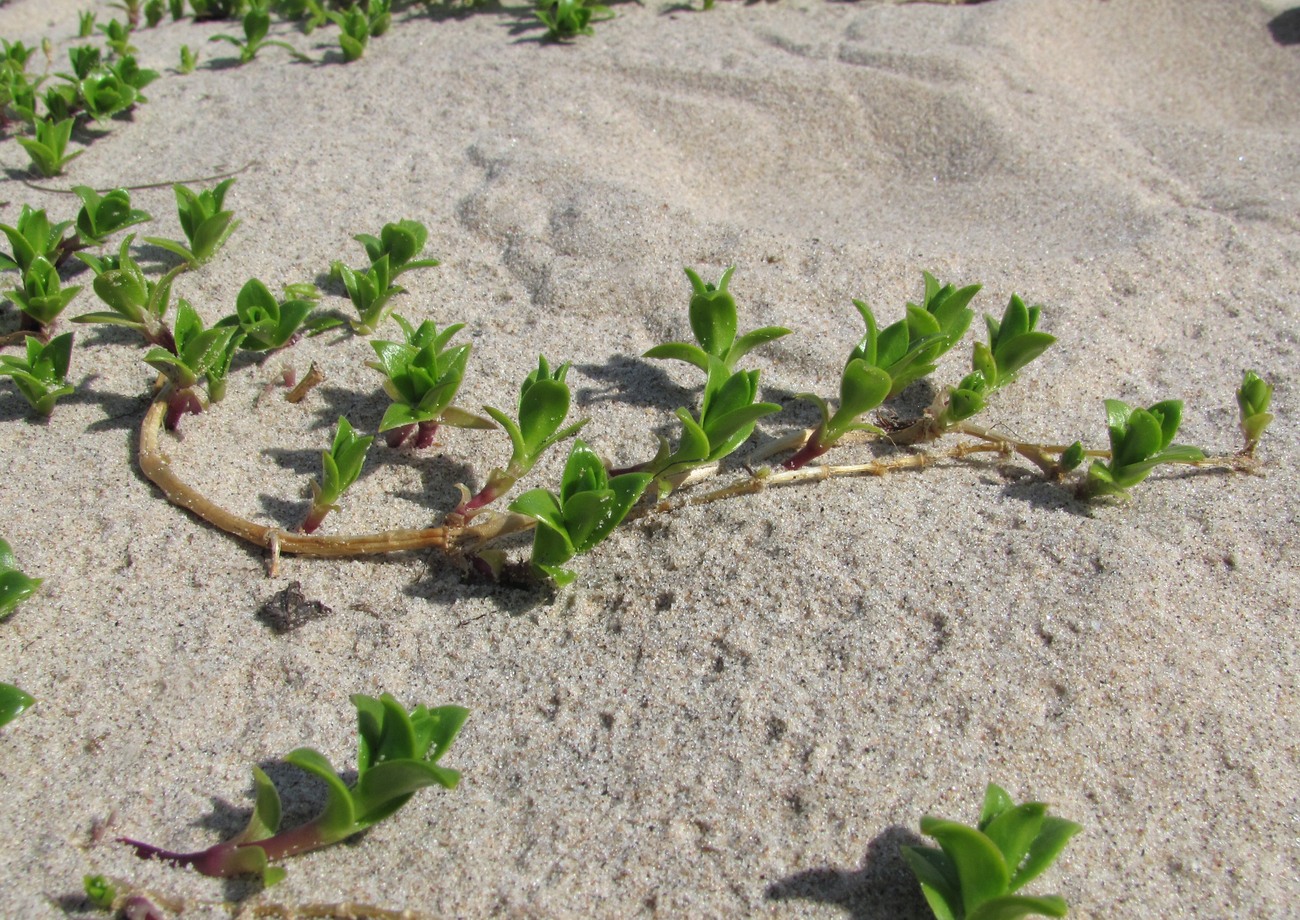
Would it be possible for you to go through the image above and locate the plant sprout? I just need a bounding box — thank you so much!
[644,266,790,372]
[353,219,440,279]
[75,236,183,351]
[509,439,652,586]
[178,44,198,74]
[16,117,82,177]
[143,301,240,429]
[334,220,440,334]
[72,186,152,250]
[328,5,373,62]
[782,357,892,469]
[216,277,316,351]
[212,2,305,63]
[143,179,241,270]
[368,318,493,448]
[901,782,1082,920]
[0,206,72,275]
[5,258,82,331]
[302,416,374,533]
[1236,370,1273,456]
[119,693,467,886]
[1085,399,1204,498]
[0,333,76,416]
[0,683,34,728]
[536,0,613,40]
[454,355,588,518]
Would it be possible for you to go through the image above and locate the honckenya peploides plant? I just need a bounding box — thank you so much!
[112,252,1270,587]
[901,782,1082,920]
[117,693,467,886]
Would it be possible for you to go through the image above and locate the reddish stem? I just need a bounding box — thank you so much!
[781,438,829,471]
[413,420,440,449]
[163,390,204,431]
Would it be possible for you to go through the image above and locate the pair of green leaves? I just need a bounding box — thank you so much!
[144,179,241,270]
[369,318,491,438]
[901,783,1082,920]
[1085,399,1204,497]
[217,277,316,351]
[644,266,792,372]
[510,440,652,586]
[305,416,374,532]
[940,294,1056,427]
[536,0,613,40]
[0,333,75,417]
[212,2,305,63]
[17,117,82,177]
[459,356,588,517]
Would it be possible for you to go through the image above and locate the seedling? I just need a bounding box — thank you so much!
[216,277,316,351]
[368,318,493,448]
[97,18,138,58]
[454,355,588,518]
[302,416,373,533]
[644,266,790,372]
[212,2,306,64]
[74,236,183,351]
[178,44,198,74]
[16,117,83,178]
[143,179,241,270]
[328,5,373,62]
[783,357,892,469]
[0,683,34,728]
[535,0,613,40]
[119,693,467,886]
[1236,370,1273,456]
[353,219,440,280]
[509,440,652,586]
[72,186,152,250]
[1085,399,1204,498]
[79,11,98,37]
[0,333,76,416]
[0,538,42,621]
[145,0,166,26]
[6,258,83,330]
[647,355,781,489]
[143,301,240,429]
[0,206,72,274]
[333,257,403,335]
[902,782,1082,920]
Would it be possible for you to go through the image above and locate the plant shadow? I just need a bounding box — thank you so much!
[765,824,933,920]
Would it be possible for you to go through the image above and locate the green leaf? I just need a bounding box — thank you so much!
[351,759,460,826]
[230,766,283,844]
[982,802,1046,876]
[1146,400,1183,451]
[966,894,1070,920]
[1011,816,1082,891]
[0,539,42,620]
[900,845,960,920]
[643,341,710,372]
[559,439,608,504]
[921,817,1010,915]
[0,682,34,727]
[979,783,1014,830]
[283,747,356,841]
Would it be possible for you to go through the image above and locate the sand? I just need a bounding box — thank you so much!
[0,0,1297,916]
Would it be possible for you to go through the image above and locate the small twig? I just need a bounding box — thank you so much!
[285,362,324,404]
[20,161,258,196]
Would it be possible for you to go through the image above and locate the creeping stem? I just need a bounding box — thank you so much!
[138,398,448,557]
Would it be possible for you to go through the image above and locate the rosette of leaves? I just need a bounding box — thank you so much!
[143,178,241,270]
[509,440,652,587]
[456,355,588,518]
[5,257,82,330]
[216,277,315,351]
[782,358,892,469]
[368,318,493,449]
[934,294,1056,428]
[212,2,304,63]
[74,235,181,351]
[119,693,467,887]
[644,266,790,372]
[72,185,152,249]
[0,333,75,416]
[536,0,613,40]
[353,219,439,280]
[143,301,239,429]
[1085,399,1204,498]
[18,117,82,177]
[1236,370,1273,456]
[901,782,1082,920]
[649,356,781,489]
[0,206,72,274]
[302,416,373,533]
[334,256,404,335]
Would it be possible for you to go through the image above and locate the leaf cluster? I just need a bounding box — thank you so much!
[333,219,440,334]
[369,318,491,442]
[74,235,182,349]
[510,440,651,586]
[212,1,306,63]
[144,178,241,269]
[1236,370,1273,456]
[1085,399,1204,498]
[644,266,790,372]
[0,539,39,728]
[535,0,613,40]
[216,277,316,351]
[901,783,1082,920]
[0,333,75,416]
[304,415,374,531]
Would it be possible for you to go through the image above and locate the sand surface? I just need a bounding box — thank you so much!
[1,0,1297,916]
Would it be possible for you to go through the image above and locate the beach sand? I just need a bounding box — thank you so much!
[0,0,1297,916]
